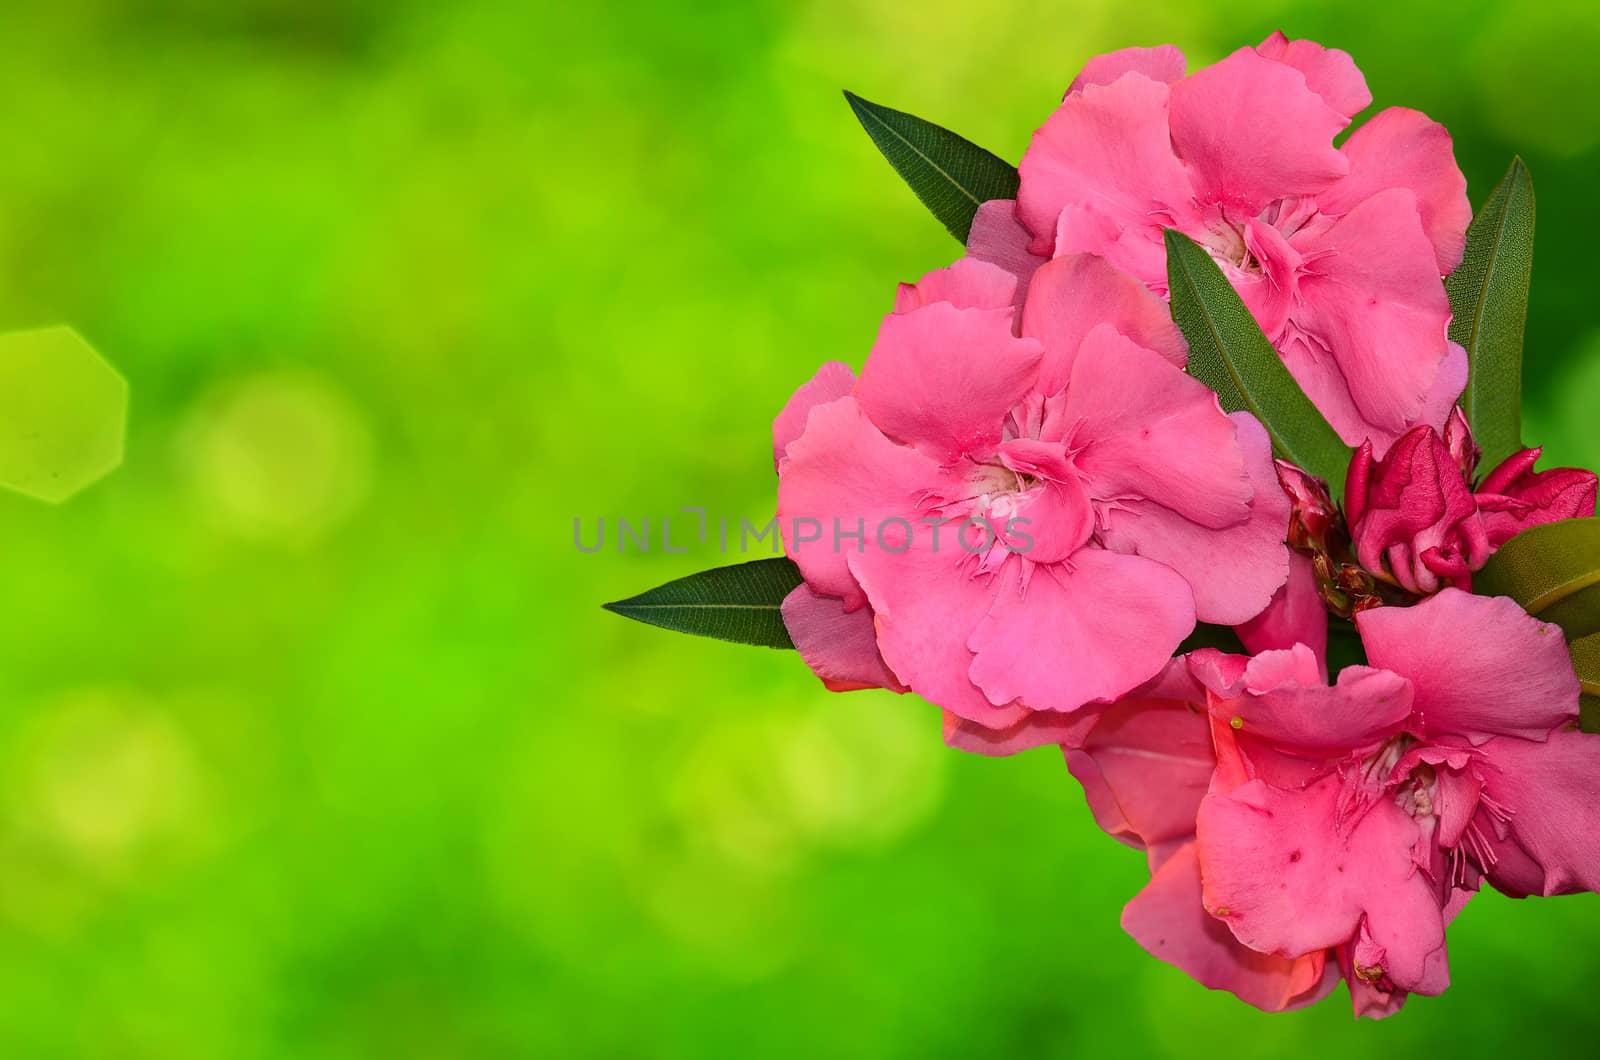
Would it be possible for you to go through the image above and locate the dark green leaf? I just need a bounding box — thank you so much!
[1580,694,1600,734]
[1568,633,1600,733]
[1448,157,1535,469]
[843,90,1019,243]
[1164,229,1353,496]
[602,558,803,648]
[1475,517,1600,638]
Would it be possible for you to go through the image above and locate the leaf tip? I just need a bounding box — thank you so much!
[1162,227,1199,256]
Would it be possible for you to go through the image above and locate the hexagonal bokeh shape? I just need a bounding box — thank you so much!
[0,326,128,503]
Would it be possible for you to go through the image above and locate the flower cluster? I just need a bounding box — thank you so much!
[772,34,1600,1017]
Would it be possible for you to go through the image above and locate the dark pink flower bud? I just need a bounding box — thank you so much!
[1276,460,1337,551]
[1442,406,1480,480]
[1343,441,1374,529]
[1346,424,1489,595]
[1475,446,1598,547]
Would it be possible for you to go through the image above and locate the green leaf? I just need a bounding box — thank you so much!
[1448,157,1536,469]
[1475,517,1600,638]
[602,557,803,648]
[1164,229,1353,497]
[843,90,1019,243]
[1567,633,1600,733]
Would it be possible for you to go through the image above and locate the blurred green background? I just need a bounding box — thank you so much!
[2,0,1599,1056]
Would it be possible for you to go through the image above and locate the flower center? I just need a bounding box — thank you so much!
[1359,733,1416,789]
[1203,219,1260,274]
[927,436,1095,573]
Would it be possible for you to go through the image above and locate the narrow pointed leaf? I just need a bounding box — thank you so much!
[1448,157,1535,469]
[1567,633,1600,732]
[1474,517,1600,639]
[843,90,1018,243]
[1164,229,1353,496]
[602,558,803,648]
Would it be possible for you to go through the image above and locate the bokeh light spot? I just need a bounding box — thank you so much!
[0,325,126,503]
[180,371,374,543]
[8,688,205,873]
[781,695,947,847]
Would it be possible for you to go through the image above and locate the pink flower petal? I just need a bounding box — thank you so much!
[1066,326,1251,530]
[1052,202,1173,291]
[1410,342,1470,455]
[1255,32,1372,120]
[776,396,947,609]
[1196,774,1448,992]
[855,302,1043,462]
[1067,44,1187,94]
[1357,589,1579,744]
[1065,688,1213,849]
[1017,73,1195,257]
[942,706,1099,758]
[1168,47,1349,213]
[772,361,855,470]
[968,549,1196,715]
[963,199,1046,307]
[1123,841,1338,1012]
[845,528,1022,728]
[1288,187,1453,440]
[1340,891,1467,1019]
[893,256,1020,314]
[1236,552,1329,670]
[1477,446,1541,495]
[1475,447,1599,547]
[1020,254,1187,393]
[1099,412,1290,625]
[781,585,906,693]
[989,446,1096,565]
[1318,108,1471,273]
[1473,727,1600,897]
[1236,217,1302,340]
[1206,655,1413,755]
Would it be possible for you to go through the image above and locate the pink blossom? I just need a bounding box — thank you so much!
[1001,33,1470,454]
[1047,589,1597,1017]
[1346,418,1596,594]
[773,254,1290,727]
[1063,660,1339,1011]
[1193,590,1595,1017]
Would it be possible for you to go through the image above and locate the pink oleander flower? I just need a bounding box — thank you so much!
[772,253,1290,729]
[974,33,1472,454]
[1346,411,1598,594]
[1047,589,1598,1018]
[1193,590,1597,1017]
[1060,659,1340,1012]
